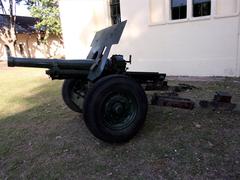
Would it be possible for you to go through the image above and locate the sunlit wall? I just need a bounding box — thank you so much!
[59,0,240,77]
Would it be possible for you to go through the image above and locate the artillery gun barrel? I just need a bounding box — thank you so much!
[6,46,94,70]
[8,57,94,70]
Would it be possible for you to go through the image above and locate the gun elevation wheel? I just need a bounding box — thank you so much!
[83,75,148,143]
[62,79,87,113]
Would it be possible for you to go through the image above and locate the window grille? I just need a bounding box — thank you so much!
[171,0,187,20]
[193,0,211,17]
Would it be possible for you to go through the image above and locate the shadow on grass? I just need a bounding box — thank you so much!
[0,80,240,179]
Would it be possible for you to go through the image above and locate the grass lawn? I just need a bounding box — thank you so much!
[0,62,240,179]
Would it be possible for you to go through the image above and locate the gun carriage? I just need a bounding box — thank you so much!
[6,21,190,143]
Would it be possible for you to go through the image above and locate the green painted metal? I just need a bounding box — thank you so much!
[5,21,166,84]
[8,57,94,70]
[70,80,87,111]
[103,92,137,130]
[87,21,127,81]
[6,21,127,81]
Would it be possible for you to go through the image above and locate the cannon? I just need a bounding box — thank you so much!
[6,21,169,143]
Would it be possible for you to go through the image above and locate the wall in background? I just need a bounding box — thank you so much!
[59,0,240,77]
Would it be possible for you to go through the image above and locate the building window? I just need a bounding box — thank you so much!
[110,0,121,25]
[216,0,238,17]
[149,0,166,24]
[171,0,187,20]
[193,0,211,17]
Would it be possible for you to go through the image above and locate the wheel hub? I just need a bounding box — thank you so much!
[103,93,137,130]
[113,103,124,115]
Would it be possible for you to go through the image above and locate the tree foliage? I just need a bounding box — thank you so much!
[25,0,62,41]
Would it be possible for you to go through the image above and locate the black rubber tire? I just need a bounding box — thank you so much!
[83,75,148,143]
[62,79,83,113]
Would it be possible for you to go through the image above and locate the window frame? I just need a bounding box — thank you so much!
[147,0,240,27]
[192,0,212,18]
[189,0,212,21]
[170,0,188,20]
[167,0,189,24]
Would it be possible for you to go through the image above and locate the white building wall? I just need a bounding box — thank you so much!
[59,0,240,77]
[59,0,110,59]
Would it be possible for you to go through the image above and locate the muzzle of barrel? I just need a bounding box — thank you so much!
[5,45,15,67]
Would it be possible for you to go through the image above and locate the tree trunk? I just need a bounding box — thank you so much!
[0,0,17,57]
[9,0,17,54]
[8,41,16,56]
